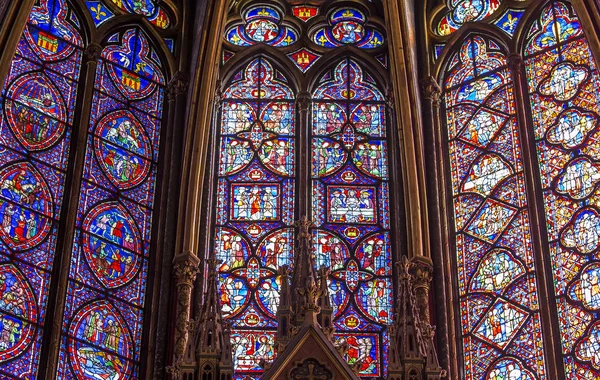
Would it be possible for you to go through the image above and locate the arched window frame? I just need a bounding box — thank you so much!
[201,0,406,378]
[0,0,184,377]
[425,0,600,378]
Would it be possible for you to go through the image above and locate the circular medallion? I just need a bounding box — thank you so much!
[332,21,365,44]
[68,300,134,380]
[245,19,280,42]
[82,202,142,289]
[4,72,67,151]
[0,264,37,362]
[0,162,53,251]
[93,110,152,190]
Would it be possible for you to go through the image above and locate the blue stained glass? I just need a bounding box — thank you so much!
[86,1,115,26]
[0,0,83,376]
[108,0,172,29]
[443,35,548,380]
[214,58,295,378]
[494,9,525,36]
[56,28,165,379]
[225,5,298,48]
[312,8,385,49]
[311,59,392,378]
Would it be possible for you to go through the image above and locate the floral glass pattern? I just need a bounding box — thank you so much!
[225,5,298,48]
[312,59,392,378]
[214,58,295,378]
[443,36,548,379]
[0,0,83,376]
[524,2,600,376]
[312,8,384,49]
[56,28,165,379]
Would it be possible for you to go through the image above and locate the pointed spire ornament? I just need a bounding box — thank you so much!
[387,256,444,380]
[180,258,233,379]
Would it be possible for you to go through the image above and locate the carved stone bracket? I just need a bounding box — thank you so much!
[168,71,190,102]
[410,256,434,325]
[421,76,442,105]
[84,43,103,65]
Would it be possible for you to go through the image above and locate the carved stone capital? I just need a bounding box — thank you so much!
[172,252,200,287]
[167,71,190,102]
[296,91,311,112]
[84,43,103,64]
[507,53,525,73]
[410,256,434,289]
[421,76,442,105]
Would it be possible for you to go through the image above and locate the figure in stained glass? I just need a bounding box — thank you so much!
[231,184,280,221]
[214,58,295,377]
[312,59,392,377]
[328,187,376,224]
[69,301,133,380]
[5,72,66,150]
[443,34,548,378]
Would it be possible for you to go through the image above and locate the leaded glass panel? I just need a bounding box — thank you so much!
[0,0,83,375]
[215,58,295,379]
[443,36,547,379]
[312,58,392,379]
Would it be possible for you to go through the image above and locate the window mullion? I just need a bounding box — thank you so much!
[296,90,310,220]
[507,52,566,380]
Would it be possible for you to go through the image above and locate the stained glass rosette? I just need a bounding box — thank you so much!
[57,28,165,379]
[312,59,392,378]
[215,58,295,378]
[312,8,385,49]
[225,5,298,48]
[435,0,502,36]
[443,36,547,379]
[0,0,83,376]
[524,2,600,376]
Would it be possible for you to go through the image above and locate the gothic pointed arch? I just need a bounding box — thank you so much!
[0,0,183,377]
[199,1,406,379]
[426,0,600,378]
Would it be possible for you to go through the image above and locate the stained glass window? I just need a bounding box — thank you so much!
[439,0,600,378]
[225,5,299,47]
[214,57,295,379]
[0,0,83,375]
[312,58,393,378]
[54,27,165,378]
[524,2,600,376]
[443,35,547,379]
[436,0,502,36]
[311,8,385,49]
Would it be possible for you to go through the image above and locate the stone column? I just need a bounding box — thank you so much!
[169,252,201,378]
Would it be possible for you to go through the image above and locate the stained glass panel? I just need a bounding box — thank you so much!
[56,28,165,379]
[312,8,385,49]
[443,36,547,379]
[312,59,392,378]
[524,1,600,376]
[0,0,83,376]
[108,0,171,29]
[225,5,298,48]
[215,58,295,378]
[436,0,502,36]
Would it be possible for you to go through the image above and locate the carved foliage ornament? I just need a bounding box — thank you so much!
[290,358,333,380]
